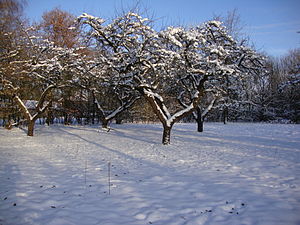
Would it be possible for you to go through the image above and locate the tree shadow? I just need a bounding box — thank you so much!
[0,163,21,224]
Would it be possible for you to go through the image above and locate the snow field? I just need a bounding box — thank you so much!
[0,123,300,225]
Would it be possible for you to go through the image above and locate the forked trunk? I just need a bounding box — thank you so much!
[162,124,172,145]
[27,120,35,136]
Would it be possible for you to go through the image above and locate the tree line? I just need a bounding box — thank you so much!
[1,0,299,144]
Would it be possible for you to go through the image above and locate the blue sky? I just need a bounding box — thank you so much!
[25,0,300,57]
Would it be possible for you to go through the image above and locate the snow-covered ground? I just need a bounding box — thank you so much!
[0,123,300,225]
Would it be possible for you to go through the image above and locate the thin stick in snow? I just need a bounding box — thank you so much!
[108,162,111,195]
[84,160,87,186]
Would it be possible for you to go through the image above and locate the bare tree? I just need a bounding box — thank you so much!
[38,7,81,48]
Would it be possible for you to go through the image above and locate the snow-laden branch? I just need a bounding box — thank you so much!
[14,95,33,121]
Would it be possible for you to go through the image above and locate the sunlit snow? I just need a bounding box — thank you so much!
[0,123,299,225]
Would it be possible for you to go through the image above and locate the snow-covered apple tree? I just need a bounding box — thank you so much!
[78,12,149,129]
[151,21,242,143]
[2,30,94,136]
[178,25,266,130]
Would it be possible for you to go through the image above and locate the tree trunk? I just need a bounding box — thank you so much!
[196,107,204,132]
[116,117,122,124]
[162,124,172,145]
[27,120,35,136]
[91,94,95,125]
[46,102,53,126]
[46,110,53,126]
[223,107,228,124]
[64,113,69,125]
[197,117,204,132]
[101,119,109,129]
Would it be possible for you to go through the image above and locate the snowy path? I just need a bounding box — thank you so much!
[0,123,300,225]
